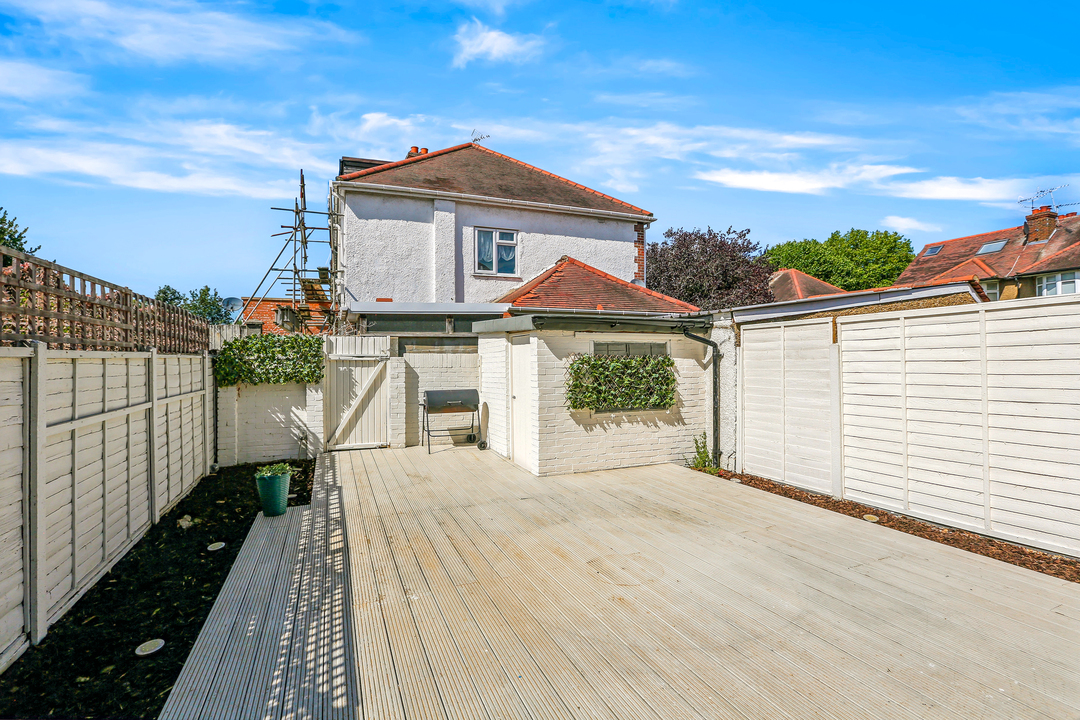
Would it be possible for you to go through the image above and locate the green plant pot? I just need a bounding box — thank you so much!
[256,474,290,517]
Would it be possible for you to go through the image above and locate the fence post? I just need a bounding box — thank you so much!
[26,341,48,644]
[148,348,160,524]
[202,351,211,476]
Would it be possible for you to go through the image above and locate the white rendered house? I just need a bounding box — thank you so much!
[329,143,654,308]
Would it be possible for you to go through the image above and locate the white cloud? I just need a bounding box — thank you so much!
[957,88,1080,141]
[0,60,87,100]
[885,176,1032,202]
[0,0,348,63]
[594,92,696,110]
[452,19,544,68]
[632,58,695,77]
[0,140,296,198]
[695,163,918,194]
[881,216,942,233]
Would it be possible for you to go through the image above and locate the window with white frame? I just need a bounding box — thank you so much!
[1036,271,1077,296]
[982,279,1000,301]
[593,341,668,357]
[476,228,517,275]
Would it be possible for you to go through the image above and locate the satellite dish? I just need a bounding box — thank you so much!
[223,297,244,313]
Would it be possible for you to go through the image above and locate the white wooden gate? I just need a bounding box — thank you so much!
[739,319,838,495]
[324,336,391,451]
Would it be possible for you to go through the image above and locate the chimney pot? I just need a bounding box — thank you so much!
[407,146,420,158]
[420,147,428,154]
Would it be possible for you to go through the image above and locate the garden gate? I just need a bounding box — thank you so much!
[324,336,391,450]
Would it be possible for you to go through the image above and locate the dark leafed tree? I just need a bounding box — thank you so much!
[155,284,232,324]
[646,226,774,309]
[766,228,915,291]
[0,207,41,256]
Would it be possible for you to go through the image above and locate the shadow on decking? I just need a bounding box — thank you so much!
[159,454,359,720]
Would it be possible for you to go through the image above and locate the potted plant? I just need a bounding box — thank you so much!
[254,463,293,517]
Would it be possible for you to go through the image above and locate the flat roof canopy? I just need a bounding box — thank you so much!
[472,314,712,334]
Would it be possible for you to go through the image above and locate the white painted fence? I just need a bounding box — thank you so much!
[0,345,213,672]
[738,294,1080,558]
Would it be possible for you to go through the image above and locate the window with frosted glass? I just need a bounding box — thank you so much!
[476,228,517,275]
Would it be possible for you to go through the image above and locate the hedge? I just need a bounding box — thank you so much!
[565,353,677,412]
[213,334,324,387]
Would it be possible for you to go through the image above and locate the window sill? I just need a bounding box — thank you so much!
[472,273,523,281]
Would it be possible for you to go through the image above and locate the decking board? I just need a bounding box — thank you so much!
[162,447,1080,719]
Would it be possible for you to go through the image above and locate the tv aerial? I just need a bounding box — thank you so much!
[1018,184,1069,211]
[470,129,490,143]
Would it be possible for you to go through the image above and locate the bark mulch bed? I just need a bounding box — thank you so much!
[0,459,315,720]
[695,466,1080,584]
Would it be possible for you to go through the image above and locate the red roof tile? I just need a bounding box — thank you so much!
[893,213,1080,287]
[337,143,651,217]
[496,257,698,313]
[769,268,845,302]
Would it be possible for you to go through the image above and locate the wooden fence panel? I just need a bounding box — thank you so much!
[0,349,31,674]
[0,345,214,672]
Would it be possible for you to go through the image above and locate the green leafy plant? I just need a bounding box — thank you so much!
[255,462,294,478]
[688,432,714,470]
[214,334,324,387]
[565,353,677,412]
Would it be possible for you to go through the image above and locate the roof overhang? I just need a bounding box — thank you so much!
[332,180,656,225]
[346,301,508,321]
[473,313,713,334]
[711,281,982,324]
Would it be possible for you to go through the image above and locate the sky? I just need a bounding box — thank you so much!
[1,0,1079,298]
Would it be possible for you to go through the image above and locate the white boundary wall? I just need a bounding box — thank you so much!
[0,345,213,673]
[737,294,1080,558]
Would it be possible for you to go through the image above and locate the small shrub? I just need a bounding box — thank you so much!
[255,462,295,478]
[565,353,677,412]
[688,432,714,470]
[214,334,324,387]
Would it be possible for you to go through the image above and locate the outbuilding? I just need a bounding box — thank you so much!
[473,257,716,475]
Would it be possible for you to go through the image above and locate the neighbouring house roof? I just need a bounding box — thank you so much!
[495,256,699,313]
[769,268,845,302]
[336,143,651,217]
[893,211,1080,287]
[240,298,330,335]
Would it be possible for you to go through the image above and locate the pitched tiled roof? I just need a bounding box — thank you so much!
[496,256,698,313]
[769,268,845,302]
[893,212,1080,286]
[336,143,651,216]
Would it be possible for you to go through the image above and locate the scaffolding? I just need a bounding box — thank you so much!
[240,171,342,334]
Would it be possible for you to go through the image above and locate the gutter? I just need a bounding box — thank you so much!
[680,329,721,467]
[332,180,656,225]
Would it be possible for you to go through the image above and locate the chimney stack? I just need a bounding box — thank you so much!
[407,145,420,158]
[1025,205,1058,244]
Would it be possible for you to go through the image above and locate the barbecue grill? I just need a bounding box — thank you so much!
[421,389,485,453]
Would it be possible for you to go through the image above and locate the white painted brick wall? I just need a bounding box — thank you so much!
[478,337,508,457]
[711,321,738,471]
[388,358,407,448]
[405,354,480,446]
[216,382,318,465]
[534,332,709,475]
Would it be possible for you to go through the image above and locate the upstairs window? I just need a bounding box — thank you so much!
[982,279,1000,301]
[1036,272,1077,296]
[594,341,668,357]
[976,240,1007,255]
[476,229,517,276]
[924,245,943,256]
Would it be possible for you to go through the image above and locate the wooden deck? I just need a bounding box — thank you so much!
[165,447,1080,719]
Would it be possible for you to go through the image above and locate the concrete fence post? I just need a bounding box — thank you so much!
[26,341,47,644]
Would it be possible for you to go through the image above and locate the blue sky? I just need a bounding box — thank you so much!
[1,0,1079,298]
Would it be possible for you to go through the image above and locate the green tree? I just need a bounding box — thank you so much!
[154,284,232,324]
[766,228,915,291]
[0,207,41,255]
[647,226,774,309]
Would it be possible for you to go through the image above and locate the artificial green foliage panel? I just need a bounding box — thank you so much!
[214,334,324,387]
[565,353,677,412]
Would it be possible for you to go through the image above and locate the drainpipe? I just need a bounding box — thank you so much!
[682,329,722,467]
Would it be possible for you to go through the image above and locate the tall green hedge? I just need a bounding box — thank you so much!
[565,353,677,412]
[213,334,324,387]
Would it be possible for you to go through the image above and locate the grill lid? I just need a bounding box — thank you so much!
[423,389,480,413]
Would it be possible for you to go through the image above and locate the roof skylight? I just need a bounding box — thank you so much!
[976,240,1007,255]
[924,246,943,256]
